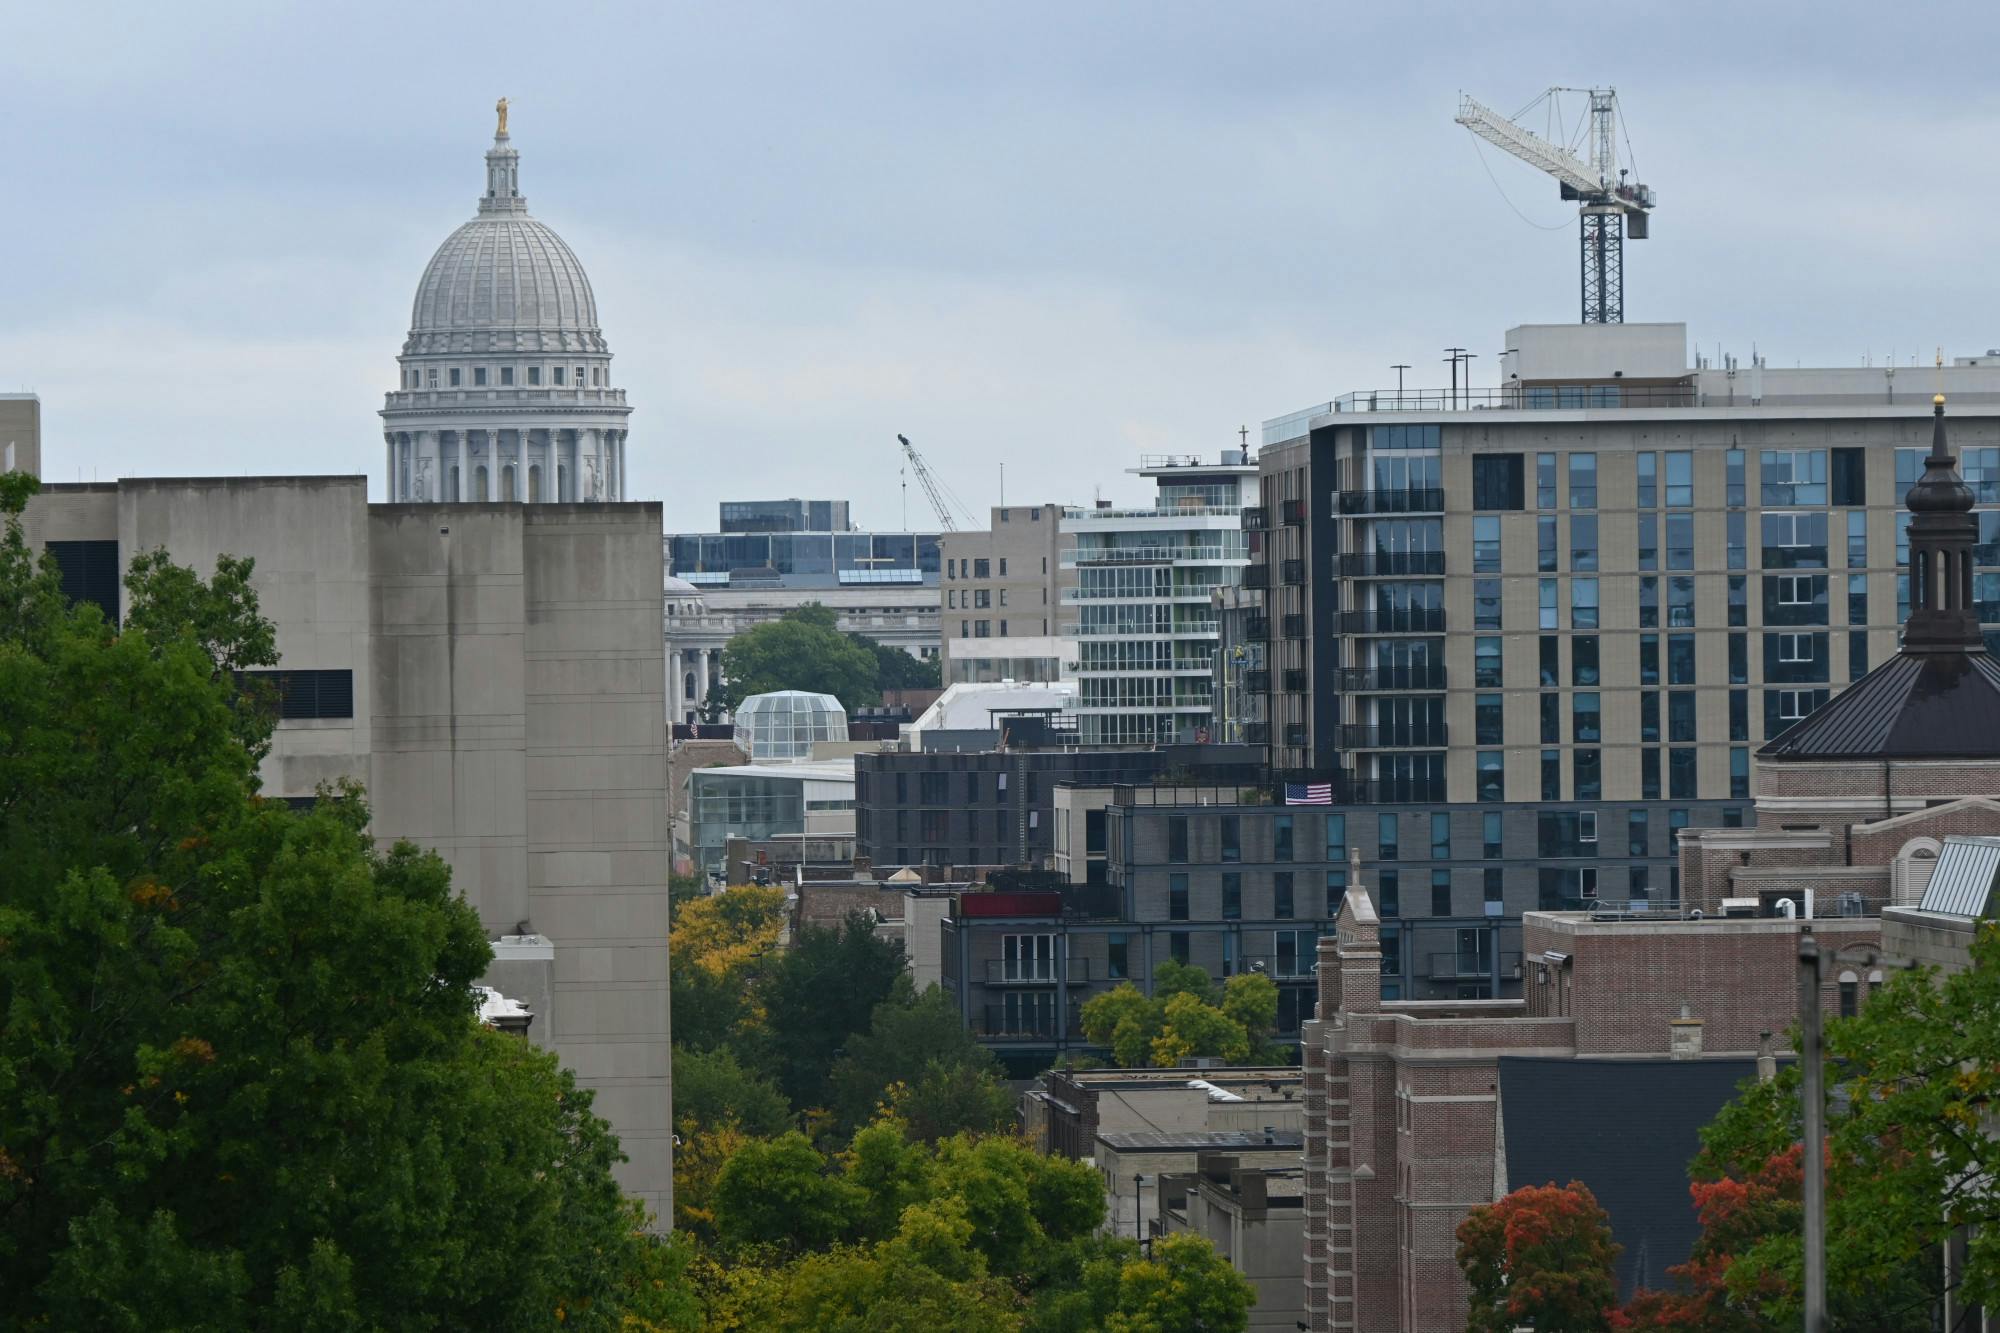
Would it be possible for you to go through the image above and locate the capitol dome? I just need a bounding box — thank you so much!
[382,101,632,505]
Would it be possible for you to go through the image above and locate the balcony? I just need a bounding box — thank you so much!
[1281,559,1306,586]
[1426,951,1526,982]
[1337,551,1445,578]
[1341,776,1447,804]
[984,958,1093,986]
[1336,608,1445,635]
[1243,564,1271,589]
[1243,722,1269,745]
[1282,668,1309,692]
[1241,505,1268,531]
[1335,487,1446,516]
[976,1007,1086,1041]
[1282,613,1308,639]
[1284,725,1309,748]
[1280,498,1306,526]
[1338,664,1446,692]
[1338,723,1449,749]
[1244,669,1271,693]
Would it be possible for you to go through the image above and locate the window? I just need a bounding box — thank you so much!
[1668,576,1696,628]
[1222,872,1241,921]
[500,366,514,385]
[1628,809,1650,858]
[1571,516,1598,571]
[1538,811,1601,857]
[1731,746,1750,798]
[1274,872,1295,919]
[1574,749,1601,800]
[1169,873,1189,921]
[974,590,990,609]
[1640,634,1660,685]
[1848,511,1868,568]
[48,540,120,622]
[1541,749,1561,801]
[1630,865,1650,902]
[1573,692,1601,743]
[1729,633,1748,684]
[1723,449,1744,507]
[553,366,565,385]
[239,668,355,720]
[1572,578,1599,629]
[1763,512,1828,568]
[1001,934,1055,981]
[999,558,1008,575]
[426,367,439,388]
[448,367,461,387]
[1475,637,1502,688]
[973,558,991,578]
[1640,690,1660,742]
[1484,868,1504,908]
[1378,813,1399,860]
[1638,515,1659,572]
[1839,973,1859,1019]
[1324,813,1346,863]
[1536,452,1558,509]
[1169,932,1190,965]
[1569,453,1597,508]
[1540,635,1560,687]
[998,590,1008,606]
[574,365,586,386]
[1642,747,1661,800]
[1766,688,1831,738]
[1431,872,1452,917]
[1325,869,1347,916]
[1850,631,1869,681]
[1637,451,1657,508]
[1573,635,1599,686]
[947,559,956,579]
[1728,575,1748,627]
[1475,578,1502,629]
[1666,514,1694,570]
[974,620,990,638]
[1670,747,1698,799]
[1220,815,1240,863]
[1730,689,1749,741]
[1832,448,1867,506]
[1107,933,1128,979]
[1667,634,1696,685]
[1727,512,1747,570]
[1377,870,1400,917]
[1431,812,1452,859]
[473,367,487,386]
[1472,454,1525,509]
[527,366,541,386]
[1269,814,1293,862]
[1483,812,1503,858]
[1540,578,1559,630]
[1638,576,1658,628]
[1764,574,1828,626]
[1538,516,1558,572]
[1762,449,1828,505]
[1667,451,1694,507]
[1167,816,1188,863]
[1477,752,1504,803]
[1275,928,1316,978]
[1540,693,1560,744]
[1476,694,1504,745]
[1474,517,1501,572]
[1848,573,1868,625]
[1669,690,1697,742]
[1765,632,1828,682]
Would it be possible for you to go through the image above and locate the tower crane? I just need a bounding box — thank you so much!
[896,433,974,531]
[1455,88,1656,325]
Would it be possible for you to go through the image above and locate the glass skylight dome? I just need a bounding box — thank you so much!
[735,690,849,760]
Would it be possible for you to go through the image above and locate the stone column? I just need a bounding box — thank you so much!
[454,431,466,502]
[618,432,629,501]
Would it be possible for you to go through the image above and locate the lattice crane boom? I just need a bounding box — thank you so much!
[897,433,965,531]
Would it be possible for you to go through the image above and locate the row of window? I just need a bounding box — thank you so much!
[1474,745,1753,802]
[404,364,604,390]
[1160,806,1727,865]
[1471,448,1879,513]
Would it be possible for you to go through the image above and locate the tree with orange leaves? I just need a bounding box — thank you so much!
[1457,1180,1621,1332]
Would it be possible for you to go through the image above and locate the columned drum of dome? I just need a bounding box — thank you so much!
[381,106,632,503]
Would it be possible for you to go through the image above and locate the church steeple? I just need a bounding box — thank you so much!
[1903,396,1983,653]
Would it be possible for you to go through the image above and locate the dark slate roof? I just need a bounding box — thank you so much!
[1758,649,2000,761]
[1499,1057,1766,1301]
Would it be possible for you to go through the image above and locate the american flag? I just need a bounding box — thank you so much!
[1284,781,1333,806]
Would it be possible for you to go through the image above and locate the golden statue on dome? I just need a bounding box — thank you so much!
[495,97,509,135]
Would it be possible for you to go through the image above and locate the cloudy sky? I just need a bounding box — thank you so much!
[5,2,1999,529]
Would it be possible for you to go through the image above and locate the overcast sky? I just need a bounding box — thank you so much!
[6,2,2000,529]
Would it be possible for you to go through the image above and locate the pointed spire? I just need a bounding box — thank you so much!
[1902,396,1984,653]
[479,101,527,217]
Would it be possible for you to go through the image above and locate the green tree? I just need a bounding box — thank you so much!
[1027,1231,1253,1333]
[0,475,694,1330]
[755,915,909,1112]
[719,604,879,712]
[672,1045,793,1138]
[828,986,1014,1138]
[1457,1181,1620,1333]
[856,634,941,692]
[712,1132,865,1253]
[1078,963,1281,1070]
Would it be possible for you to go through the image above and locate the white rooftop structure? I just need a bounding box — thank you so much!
[902,680,1078,749]
[734,690,849,760]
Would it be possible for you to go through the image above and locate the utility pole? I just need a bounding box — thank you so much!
[1798,931,1826,1333]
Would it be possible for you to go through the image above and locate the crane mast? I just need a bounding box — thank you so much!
[1456,88,1656,324]
[896,433,965,532]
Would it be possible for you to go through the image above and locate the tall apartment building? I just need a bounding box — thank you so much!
[1066,452,1255,746]
[21,476,675,1220]
[1256,321,2000,804]
[939,503,1073,684]
[1,393,39,478]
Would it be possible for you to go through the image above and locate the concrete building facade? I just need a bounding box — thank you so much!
[1,393,39,479]
[21,476,674,1220]
[939,503,1074,685]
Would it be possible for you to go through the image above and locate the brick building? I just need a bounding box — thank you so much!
[1296,400,2000,1330]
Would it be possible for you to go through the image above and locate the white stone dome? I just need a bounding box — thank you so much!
[663,573,703,598]
[407,217,603,351]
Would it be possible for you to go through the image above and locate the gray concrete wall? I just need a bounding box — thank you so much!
[0,395,42,479]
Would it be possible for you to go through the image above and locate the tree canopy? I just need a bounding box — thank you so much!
[1078,962,1282,1069]
[717,603,937,713]
[1457,1181,1620,1333]
[827,986,1017,1141]
[0,473,695,1330]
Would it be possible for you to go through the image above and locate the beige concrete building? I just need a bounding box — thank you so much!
[940,503,1073,684]
[1160,1155,1306,1333]
[1,393,40,479]
[20,475,674,1221]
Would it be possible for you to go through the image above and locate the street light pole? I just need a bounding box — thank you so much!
[1798,931,1827,1333]
[1391,364,1411,407]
